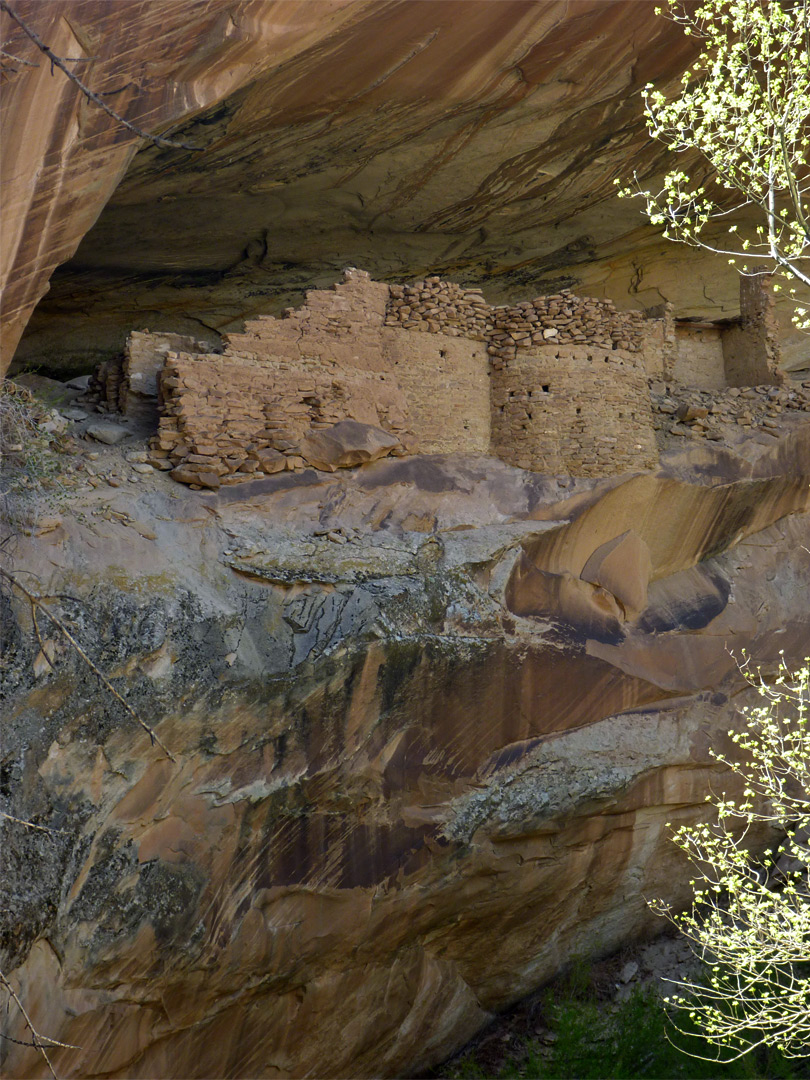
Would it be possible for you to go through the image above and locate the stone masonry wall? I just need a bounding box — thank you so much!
[121,331,209,421]
[144,269,668,486]
[85,331,208,418]
[722,274,783,387]
[673,324,726,390]
[382,328,491,453]
[384,278,661,475]
[491,345,659,474]
[638,303,676,380]
[385,278,492,338]
[226,271,391,374]
[152,351,411,485]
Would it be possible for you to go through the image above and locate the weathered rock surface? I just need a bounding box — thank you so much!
[299,420,402,471]
[2,428,809,1078]
[1,0,374,372]
[8,1,806,377]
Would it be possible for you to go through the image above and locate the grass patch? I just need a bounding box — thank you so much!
[438,960,810,1080]
[0,378,67,496]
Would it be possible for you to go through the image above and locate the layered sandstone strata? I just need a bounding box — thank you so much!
[2,430,810,1078]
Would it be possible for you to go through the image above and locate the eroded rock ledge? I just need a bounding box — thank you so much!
[2,425,809,1077]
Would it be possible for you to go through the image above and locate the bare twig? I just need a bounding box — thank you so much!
[30,603,56,672]
[1,1031,51,1047]
[0,812,65,835]
[0,968,81,1079]
[0,566,176,761]
[0,45,36,65]
[0,0,200,151]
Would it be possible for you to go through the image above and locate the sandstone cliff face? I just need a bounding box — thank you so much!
[2,430,809,1077]
[5,0,758,378]
[0,0,365,371]
[3,3,810,1075]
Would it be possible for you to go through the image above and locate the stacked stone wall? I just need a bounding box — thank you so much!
[673,324,726,390]
[84,331,207,418]
[491,345,658,475]
[385,278,491,338]
[386,282,649,353]
[490,292,647,353]
[152,352,411,485]
[136,269,669,484]
[639,303,676,379]
[723,274,783,386]
[227,273,390,373]
[121,331,208,421]
[86,355,125,413]
[381,328,491,453]
[383,278,660,475]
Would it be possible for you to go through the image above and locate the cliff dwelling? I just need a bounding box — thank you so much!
[2,2,810,1079]
[77,267,790,491]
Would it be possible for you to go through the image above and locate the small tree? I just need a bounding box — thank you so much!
[651,654,810,1061]
[619,0,810,328]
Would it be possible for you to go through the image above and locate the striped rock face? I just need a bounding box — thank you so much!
[2,428,810,1078]
[2,0,748,377]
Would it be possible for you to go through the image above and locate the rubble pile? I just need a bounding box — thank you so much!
[650,379,810,442]
[487,291,646,368]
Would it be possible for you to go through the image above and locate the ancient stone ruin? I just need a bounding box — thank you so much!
[80,269,787,490]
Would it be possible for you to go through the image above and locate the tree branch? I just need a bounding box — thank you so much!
[0,566,176,761]
[0,0,200,151]
[0,968,81,1079]
[0,811,66,834]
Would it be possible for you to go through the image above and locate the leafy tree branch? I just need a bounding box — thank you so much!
[651,654,810,1060]
[619,0,810,328]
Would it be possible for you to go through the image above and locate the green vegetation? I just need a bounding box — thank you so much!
[441,979,809,1079]
[652,656,810,1061]
[619,0,810,328]
[441,657,810,1079]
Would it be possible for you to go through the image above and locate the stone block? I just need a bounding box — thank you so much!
[300,420,401,471]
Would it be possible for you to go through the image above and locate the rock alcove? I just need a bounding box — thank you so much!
[1,3,810,1078]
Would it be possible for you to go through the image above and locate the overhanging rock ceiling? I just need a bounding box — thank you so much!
[3,0,803,373]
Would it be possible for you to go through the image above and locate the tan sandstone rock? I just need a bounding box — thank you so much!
[1,439,809,1079]
[300,420,402,471]
[580,529,653,616]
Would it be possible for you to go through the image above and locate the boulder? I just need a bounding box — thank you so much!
[254,448,287,475]
[299,420,401,472]
[65,374,92,391]
[676,403,709,422]
[86,421,129,445]
[580,530,652,616]
[170,465,221,489]
[12,373,79,408]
